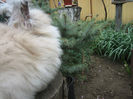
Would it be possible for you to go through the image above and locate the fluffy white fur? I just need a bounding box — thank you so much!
[0,2,11,16]
[0,1,62,99]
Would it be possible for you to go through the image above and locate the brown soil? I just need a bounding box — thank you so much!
[75,56,133,99]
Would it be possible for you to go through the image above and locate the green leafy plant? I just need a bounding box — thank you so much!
[124,61,131,75]
[95,21,133,62]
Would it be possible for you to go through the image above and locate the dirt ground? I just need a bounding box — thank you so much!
[74,56,133,99]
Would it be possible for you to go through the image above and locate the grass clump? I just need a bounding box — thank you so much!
[94,21,133,62]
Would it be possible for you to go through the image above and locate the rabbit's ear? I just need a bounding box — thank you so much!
[20,0,31,28]
[20,1,30,21]
[8,0,31,29]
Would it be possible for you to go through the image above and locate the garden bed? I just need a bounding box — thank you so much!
[75,55,133,99]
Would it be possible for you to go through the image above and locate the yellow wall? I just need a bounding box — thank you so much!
[49,0,58,8]
[78,0,115,21]
[49,0,133,24]
[123,3,133,23]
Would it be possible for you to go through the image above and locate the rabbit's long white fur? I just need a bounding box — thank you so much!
[0,1,62,99]
[0,2,11,16]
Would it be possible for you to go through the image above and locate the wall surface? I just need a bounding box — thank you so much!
[49,0,133,23]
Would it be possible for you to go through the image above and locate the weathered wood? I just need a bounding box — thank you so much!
[112,0,133,4]
[112,0,127,4]
[58,6,82,22]
[115,3,123,31]
[36,72,64,99]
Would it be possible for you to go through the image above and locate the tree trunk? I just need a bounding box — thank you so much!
[36,72,65,99]
[58,6,82,22]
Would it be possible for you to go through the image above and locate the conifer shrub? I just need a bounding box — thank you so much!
[53,15,98,76]
[31,0,99,76]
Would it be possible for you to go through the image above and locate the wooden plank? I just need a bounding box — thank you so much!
[115,4,123,30]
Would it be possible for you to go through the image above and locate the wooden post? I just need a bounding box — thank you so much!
[115,3,123,31]
[131,50,133,95]
[112,0,133,31]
